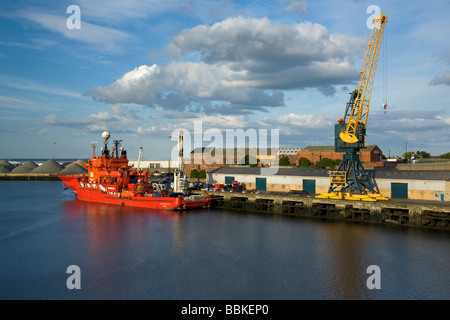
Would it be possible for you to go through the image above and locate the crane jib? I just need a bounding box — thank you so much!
[340,14,387,145]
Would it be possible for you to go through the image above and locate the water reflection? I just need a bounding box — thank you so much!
[2,181,448,299]
[315,223,372,299]
[57,199,450,300]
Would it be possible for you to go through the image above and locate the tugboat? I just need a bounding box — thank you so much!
[58,131,211,210]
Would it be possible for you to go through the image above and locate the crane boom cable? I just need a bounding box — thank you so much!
[383,23,387,109]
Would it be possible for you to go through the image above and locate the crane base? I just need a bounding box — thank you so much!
[316,192,389,201]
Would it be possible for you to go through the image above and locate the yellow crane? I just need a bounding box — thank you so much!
[317,14,388,201]
[340,14,388,144]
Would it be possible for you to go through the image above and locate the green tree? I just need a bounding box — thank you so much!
[402,151,413,159]
[403,150,431,159]
[312,162,324,169]
[298,157,311,167]
[190,169,199,178]
[198,169,206,179]
[279,156,290,166]
[320,157,335,168]
[416,151,431,158]
[439,152,450,159]
[244,154,259,167]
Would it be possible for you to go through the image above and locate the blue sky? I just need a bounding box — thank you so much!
[0,0,449,160]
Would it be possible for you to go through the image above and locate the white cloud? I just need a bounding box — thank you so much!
[0,75,83,99]
[189,114,249,129]
[258,112,333,136]
[138,113,250,138]
[17,11,133,54]
[36,128,48,135]
[366,109,450,155]
[440,116,450,125]
[430,71,450,86]
[74,0,233,24]
[370,110,449,132]
[86,62,285,112]
[137,126,158,135]
[75,0,171,23]
[0,95,35,110]
[280,0,308,16]
[39,105,140,133]
[167,16,362,74]
[267,113,332,128]
[86,16,364,114]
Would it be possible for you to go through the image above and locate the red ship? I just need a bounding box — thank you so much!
[59,132,211,210]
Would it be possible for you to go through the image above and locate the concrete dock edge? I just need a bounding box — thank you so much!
[194,190,450,231]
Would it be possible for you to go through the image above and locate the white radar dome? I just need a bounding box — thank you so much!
[102,131,110,142]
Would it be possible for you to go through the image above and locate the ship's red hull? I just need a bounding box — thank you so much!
[59,174,211,211]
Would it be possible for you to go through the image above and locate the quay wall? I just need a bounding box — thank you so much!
[0,173,60,181]
[1,173,448,231]
[194,190,450,231]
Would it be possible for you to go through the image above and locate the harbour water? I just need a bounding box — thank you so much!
[0,180,449,300]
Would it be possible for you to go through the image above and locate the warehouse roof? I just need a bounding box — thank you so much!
[277,147,304,155]
[209,166,329,177]
[374,170,450,181]
[209,166,450,181]
[190,147,274,156]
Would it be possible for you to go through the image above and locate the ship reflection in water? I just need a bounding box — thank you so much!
[1,180,449,300]
[59,199,450,300]
[60,199,204,299]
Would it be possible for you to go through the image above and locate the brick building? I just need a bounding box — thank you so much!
[297,145,383,164]
[183,147,259,175]
[183,145,384,176]
[277,147,303,164]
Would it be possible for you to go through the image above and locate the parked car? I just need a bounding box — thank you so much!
[190,182,204,190]
[231,181,246,192]
[214,184,225,191]
[201,184,214,191]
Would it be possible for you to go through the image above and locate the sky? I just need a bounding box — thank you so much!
[0,0,449,160]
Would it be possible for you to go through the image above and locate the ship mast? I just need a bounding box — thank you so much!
[178,131,184,172]
[113,140,122,158]
[91,141,97,158]
[137,147,143,171]
[173,131,186,193]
